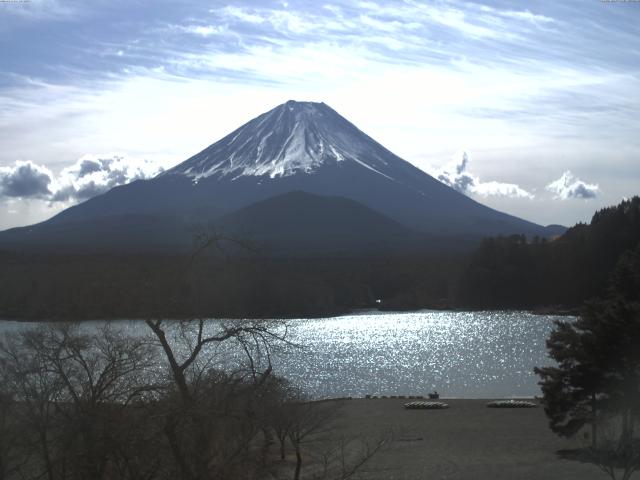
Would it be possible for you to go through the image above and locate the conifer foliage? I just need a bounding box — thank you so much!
[535,244,640,479]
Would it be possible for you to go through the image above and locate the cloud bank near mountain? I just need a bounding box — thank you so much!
[3,151,599,207]
[433,151,534,199]
[0,155,162,203]
[52,155,164,202]
[0,161,54,199]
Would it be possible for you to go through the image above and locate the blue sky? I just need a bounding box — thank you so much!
[0,0,638,229]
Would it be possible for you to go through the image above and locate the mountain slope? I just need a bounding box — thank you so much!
[0,192,426,255]
[0,100,562,253]
[0,214,192,253]
[155,100,550,237]
[216,191,426,256]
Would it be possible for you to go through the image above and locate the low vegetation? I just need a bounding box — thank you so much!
[0,320,384,480]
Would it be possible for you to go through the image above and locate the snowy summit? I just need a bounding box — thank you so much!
[0,99,561,254]
[163,100,395,181]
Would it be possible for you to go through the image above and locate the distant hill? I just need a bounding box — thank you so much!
[0,191,474,255]
[216,191,426,256]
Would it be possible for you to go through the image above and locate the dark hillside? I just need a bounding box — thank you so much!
[456,196,640,309]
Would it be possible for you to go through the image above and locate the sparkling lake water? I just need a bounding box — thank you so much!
[0,310,567,398]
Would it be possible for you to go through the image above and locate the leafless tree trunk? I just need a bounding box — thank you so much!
[1,324,157,480]
[144,315,289,480]
[286,399,341,480]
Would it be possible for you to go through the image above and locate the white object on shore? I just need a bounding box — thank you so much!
[404,401,449,410]
[486,400,537,408]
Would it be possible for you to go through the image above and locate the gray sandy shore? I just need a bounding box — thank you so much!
[320,398,605,480]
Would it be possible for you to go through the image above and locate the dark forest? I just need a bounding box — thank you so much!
[1,197,638,321]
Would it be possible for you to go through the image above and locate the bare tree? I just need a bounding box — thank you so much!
[0,232,386,480]
[261,376,298,462]
[265,393,387,480]
[143,315,290,480]
[286,398,342,480]
[314,434,387,480]
[583,416,640,480]
[1,328,65,480]
[0,389,28,480]
[0,324,158,480]
[138,230,296,479]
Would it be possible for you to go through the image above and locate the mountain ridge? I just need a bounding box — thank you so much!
[0,100,564,253]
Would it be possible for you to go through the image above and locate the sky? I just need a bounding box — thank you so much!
[0,0,638,230]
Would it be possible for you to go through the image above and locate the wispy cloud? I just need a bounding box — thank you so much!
[0,0,637,228]
[479,5,555,25]
[176,24,226,37]
[546,171,600,200]
[0,0,83,22]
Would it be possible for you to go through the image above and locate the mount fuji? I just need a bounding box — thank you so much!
[0,100,562,254]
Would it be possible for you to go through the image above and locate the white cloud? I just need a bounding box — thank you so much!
[0,0,636,230]
[546,171,599,200]
[479,6,555,25]
[501,10,555,24]
[176,24,225,37]
[435,151,475,193]
[221,6,267,25]
[52,154,163,202]
[0,160,54,199]
[432,151,534,199]
[212,2,532,44]
[0,155,162,204]
[473,181,535,199]
[426,6,506,40]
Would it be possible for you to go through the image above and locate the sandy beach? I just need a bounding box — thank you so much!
[320,398,605,480]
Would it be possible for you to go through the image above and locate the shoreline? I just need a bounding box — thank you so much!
[322,398,603,479]
[0,306,578,323]
[311,394,542,407]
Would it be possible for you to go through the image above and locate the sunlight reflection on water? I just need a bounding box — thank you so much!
[274,310,562,398]
[0,310,566,398]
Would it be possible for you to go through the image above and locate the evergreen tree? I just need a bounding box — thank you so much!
[535,244,640,478]
[534,312,606,444]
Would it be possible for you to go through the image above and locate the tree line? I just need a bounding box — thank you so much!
[0,197,638,320]
[0,251,460,320]
[457,196,640,310]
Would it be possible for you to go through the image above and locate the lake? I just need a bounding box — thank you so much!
[0,310,566,399]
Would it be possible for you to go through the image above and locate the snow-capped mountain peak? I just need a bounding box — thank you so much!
[163,100,396,181]
[1,99,556,252]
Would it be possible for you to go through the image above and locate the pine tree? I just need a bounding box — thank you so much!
[535,244,640,478]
